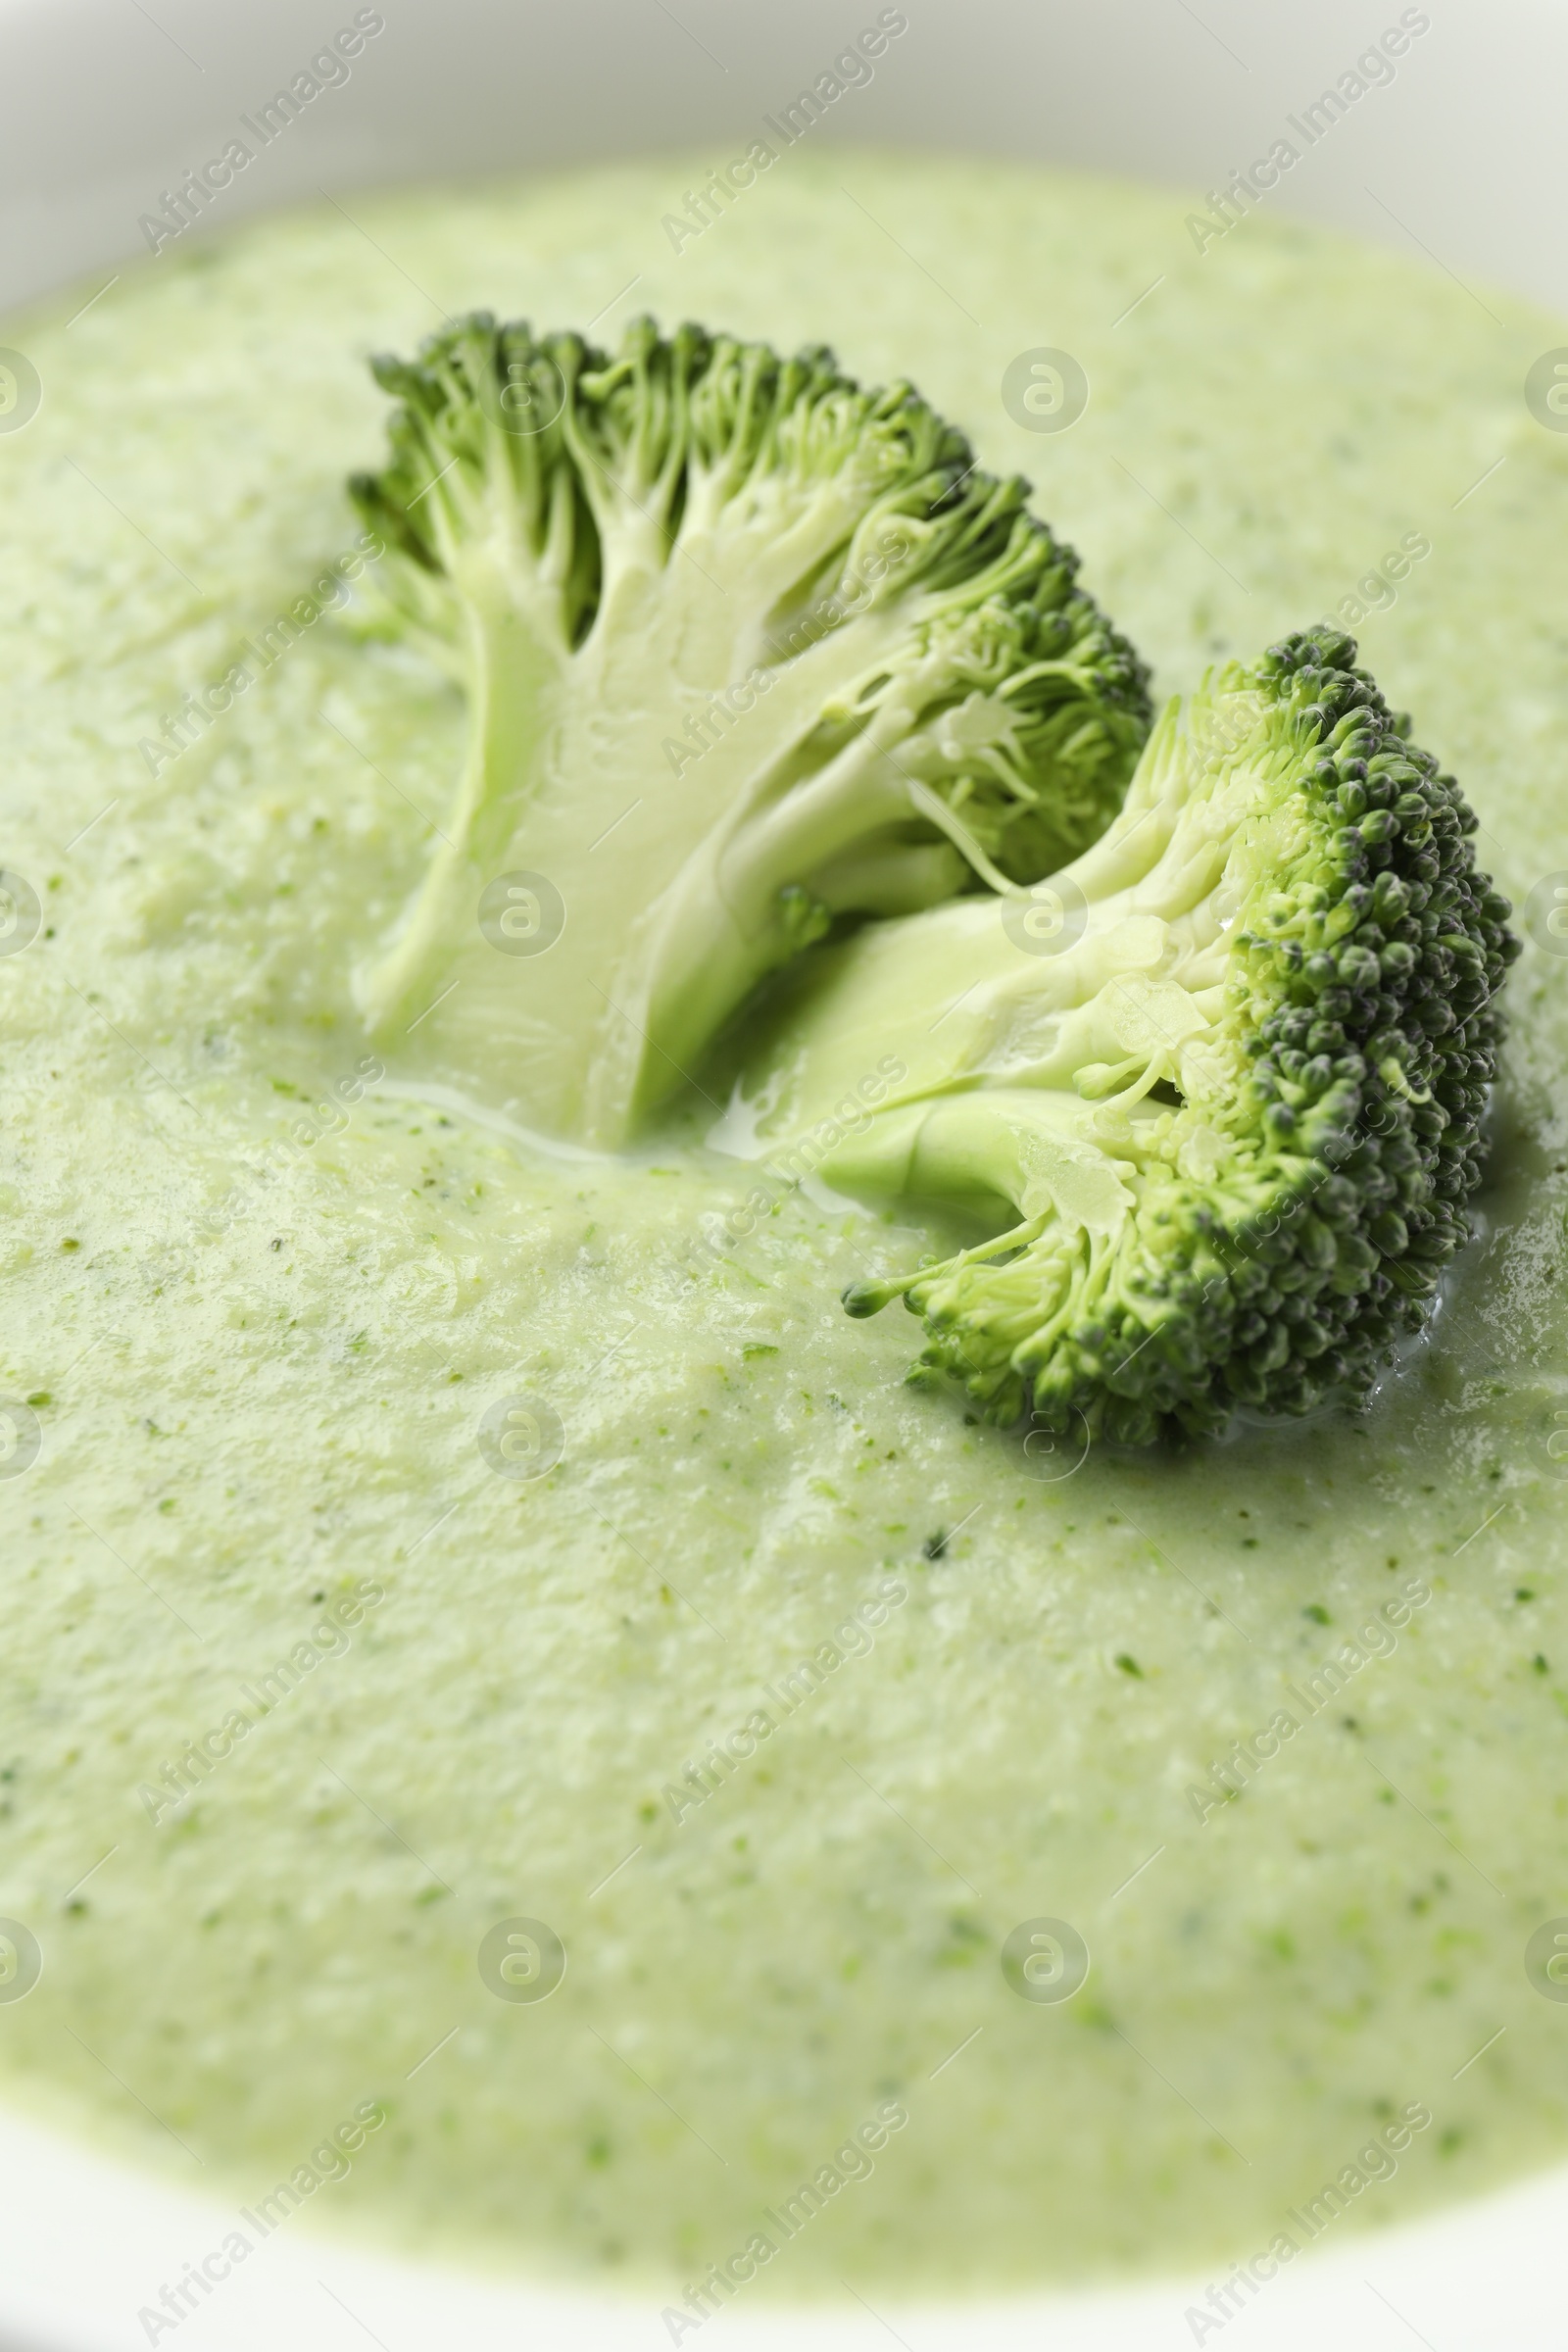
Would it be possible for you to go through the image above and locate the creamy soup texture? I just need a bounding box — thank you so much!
[2,152,1567,2307]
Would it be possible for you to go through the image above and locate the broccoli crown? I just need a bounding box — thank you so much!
[736,625,1520,1445]
[347,313,1151,1146]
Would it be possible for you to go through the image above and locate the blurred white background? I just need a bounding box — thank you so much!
[2,0,1565,315]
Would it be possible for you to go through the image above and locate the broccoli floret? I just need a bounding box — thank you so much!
[733,626,1520,1444]
[348,314,1151,1145]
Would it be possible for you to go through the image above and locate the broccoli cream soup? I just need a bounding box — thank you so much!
[2,153,1567,2308]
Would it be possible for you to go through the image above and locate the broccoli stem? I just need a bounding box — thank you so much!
[360,595,568,1036]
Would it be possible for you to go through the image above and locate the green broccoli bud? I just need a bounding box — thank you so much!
[731,625,1520,1444]
[347,314,1151,1145]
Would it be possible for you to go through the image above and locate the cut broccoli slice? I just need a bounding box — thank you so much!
[347,314,1151,1146]
[733,626,1520,1444]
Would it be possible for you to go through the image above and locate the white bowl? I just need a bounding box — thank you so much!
[3,1,1565,2343]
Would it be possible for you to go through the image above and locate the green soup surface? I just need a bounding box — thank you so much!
[2,149,1567,2308]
